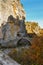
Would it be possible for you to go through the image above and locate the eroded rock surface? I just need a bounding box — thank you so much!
[0,0,25,26]
[0,51,20,65]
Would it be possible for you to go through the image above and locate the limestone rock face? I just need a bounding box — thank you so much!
[0,27,3,38]
[0,0,31,47]
[0,0,25,26]
[1,15,26,41]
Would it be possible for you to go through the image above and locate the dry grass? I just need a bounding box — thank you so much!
[8,35,43,65]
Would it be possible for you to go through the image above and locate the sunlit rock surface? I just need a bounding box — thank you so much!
[0,15,28,47]
[25,22,40,35]
[0,0,25,26]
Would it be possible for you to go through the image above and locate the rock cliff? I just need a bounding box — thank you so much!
[0,0,25,26]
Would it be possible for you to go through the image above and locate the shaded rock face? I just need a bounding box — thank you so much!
[0,15,32,47]
[19,20,27,36]
[0,15,30,47]
[17,38,31,47]
[0,27,3,38]
[2,15,27,41]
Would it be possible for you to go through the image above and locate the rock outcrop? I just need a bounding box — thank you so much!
[0,15,31,47]
[0,0,25,26]
[0,0,31,47]
[1,15,26,41]
[0,51,20,65]
[25,22,40,35]
[0,27,3,38]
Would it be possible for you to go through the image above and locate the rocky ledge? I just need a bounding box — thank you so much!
[0,51,20,65]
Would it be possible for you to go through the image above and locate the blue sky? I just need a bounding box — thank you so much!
[20,0,43,28]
